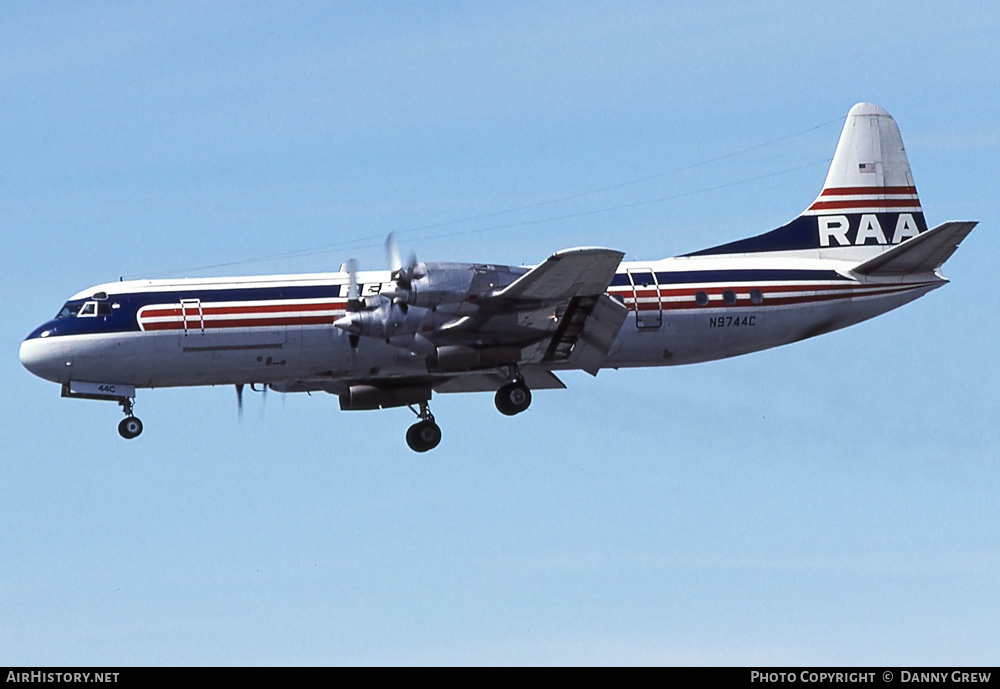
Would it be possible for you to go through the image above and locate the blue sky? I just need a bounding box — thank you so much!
[3,1,998,665]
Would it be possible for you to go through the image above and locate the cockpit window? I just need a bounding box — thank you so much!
[55,302,82,319]
[55,301,112,318]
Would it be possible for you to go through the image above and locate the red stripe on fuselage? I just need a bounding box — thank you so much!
[140,301,346,319]
[142,314,340,331]
[610,282,870,300]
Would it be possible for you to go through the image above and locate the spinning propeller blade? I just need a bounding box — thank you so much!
[236,383,244,420]
[345,258,360,312]
[385,231,419,290]
[343,258,361,348]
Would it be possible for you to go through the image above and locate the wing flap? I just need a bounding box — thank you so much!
[571,294,628,375]
[521,293,628,375]
[854,221,978,276]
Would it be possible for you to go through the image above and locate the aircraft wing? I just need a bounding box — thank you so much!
[451,247,628,375]
[280,247,628,393]
[489,247,625,301]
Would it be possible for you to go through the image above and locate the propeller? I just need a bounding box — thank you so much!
[335,234,428,343]
[236,382,272,422]
[345,258,361,312]
[344,258,361,349]
[251,382,268,421]
[385,232,420,296]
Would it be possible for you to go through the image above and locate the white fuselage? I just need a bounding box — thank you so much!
[19,253,942,391]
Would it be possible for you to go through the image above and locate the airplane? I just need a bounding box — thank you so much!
[19,103,977,452]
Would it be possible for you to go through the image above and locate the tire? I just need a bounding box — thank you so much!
[406,420,442,452]
[495,382,531,416]
[118,416,143,440]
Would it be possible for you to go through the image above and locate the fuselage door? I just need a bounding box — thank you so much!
[179,299,204,336]
[627,269,662,329]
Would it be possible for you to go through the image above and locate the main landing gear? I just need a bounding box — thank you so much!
[117,397,143,440]
[495,376,531,416]
[406,401,442,453]
[402,371,533,452]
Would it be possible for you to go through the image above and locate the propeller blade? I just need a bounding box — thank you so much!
[386,232,421,289]
[236,383,244,420]
[385,232,403,276]
[341,258,361,349]
[345,258,361,313]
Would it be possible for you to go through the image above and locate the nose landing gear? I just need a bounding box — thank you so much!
[117,398,143,440]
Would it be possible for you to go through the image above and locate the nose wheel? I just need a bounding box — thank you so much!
[406,401,441,452]
[117,398,143,440]
[118,416,144,439]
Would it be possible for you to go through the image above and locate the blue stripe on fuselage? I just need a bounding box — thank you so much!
[683,212,928,256]
[28,269,851,341]
[26,283,345,340]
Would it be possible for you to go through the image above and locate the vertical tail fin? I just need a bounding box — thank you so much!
[689,103,928,259]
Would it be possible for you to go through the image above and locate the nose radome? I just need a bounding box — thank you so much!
[19,336,65,383]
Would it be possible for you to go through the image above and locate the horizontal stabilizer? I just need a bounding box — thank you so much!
[853,221,977,276]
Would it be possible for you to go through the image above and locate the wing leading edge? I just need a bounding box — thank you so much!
[489,247,625,301]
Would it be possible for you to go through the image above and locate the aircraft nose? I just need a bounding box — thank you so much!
[19,335,66,383]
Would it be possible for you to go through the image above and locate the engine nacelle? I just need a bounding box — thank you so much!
[430,345,521,372]
[393,262,527,309]
[335,300,429,341]
[339,384,431,411]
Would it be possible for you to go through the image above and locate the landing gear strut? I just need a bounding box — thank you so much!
[495,372,531,416]
[117,398,143,440]
[405,401,441,452]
